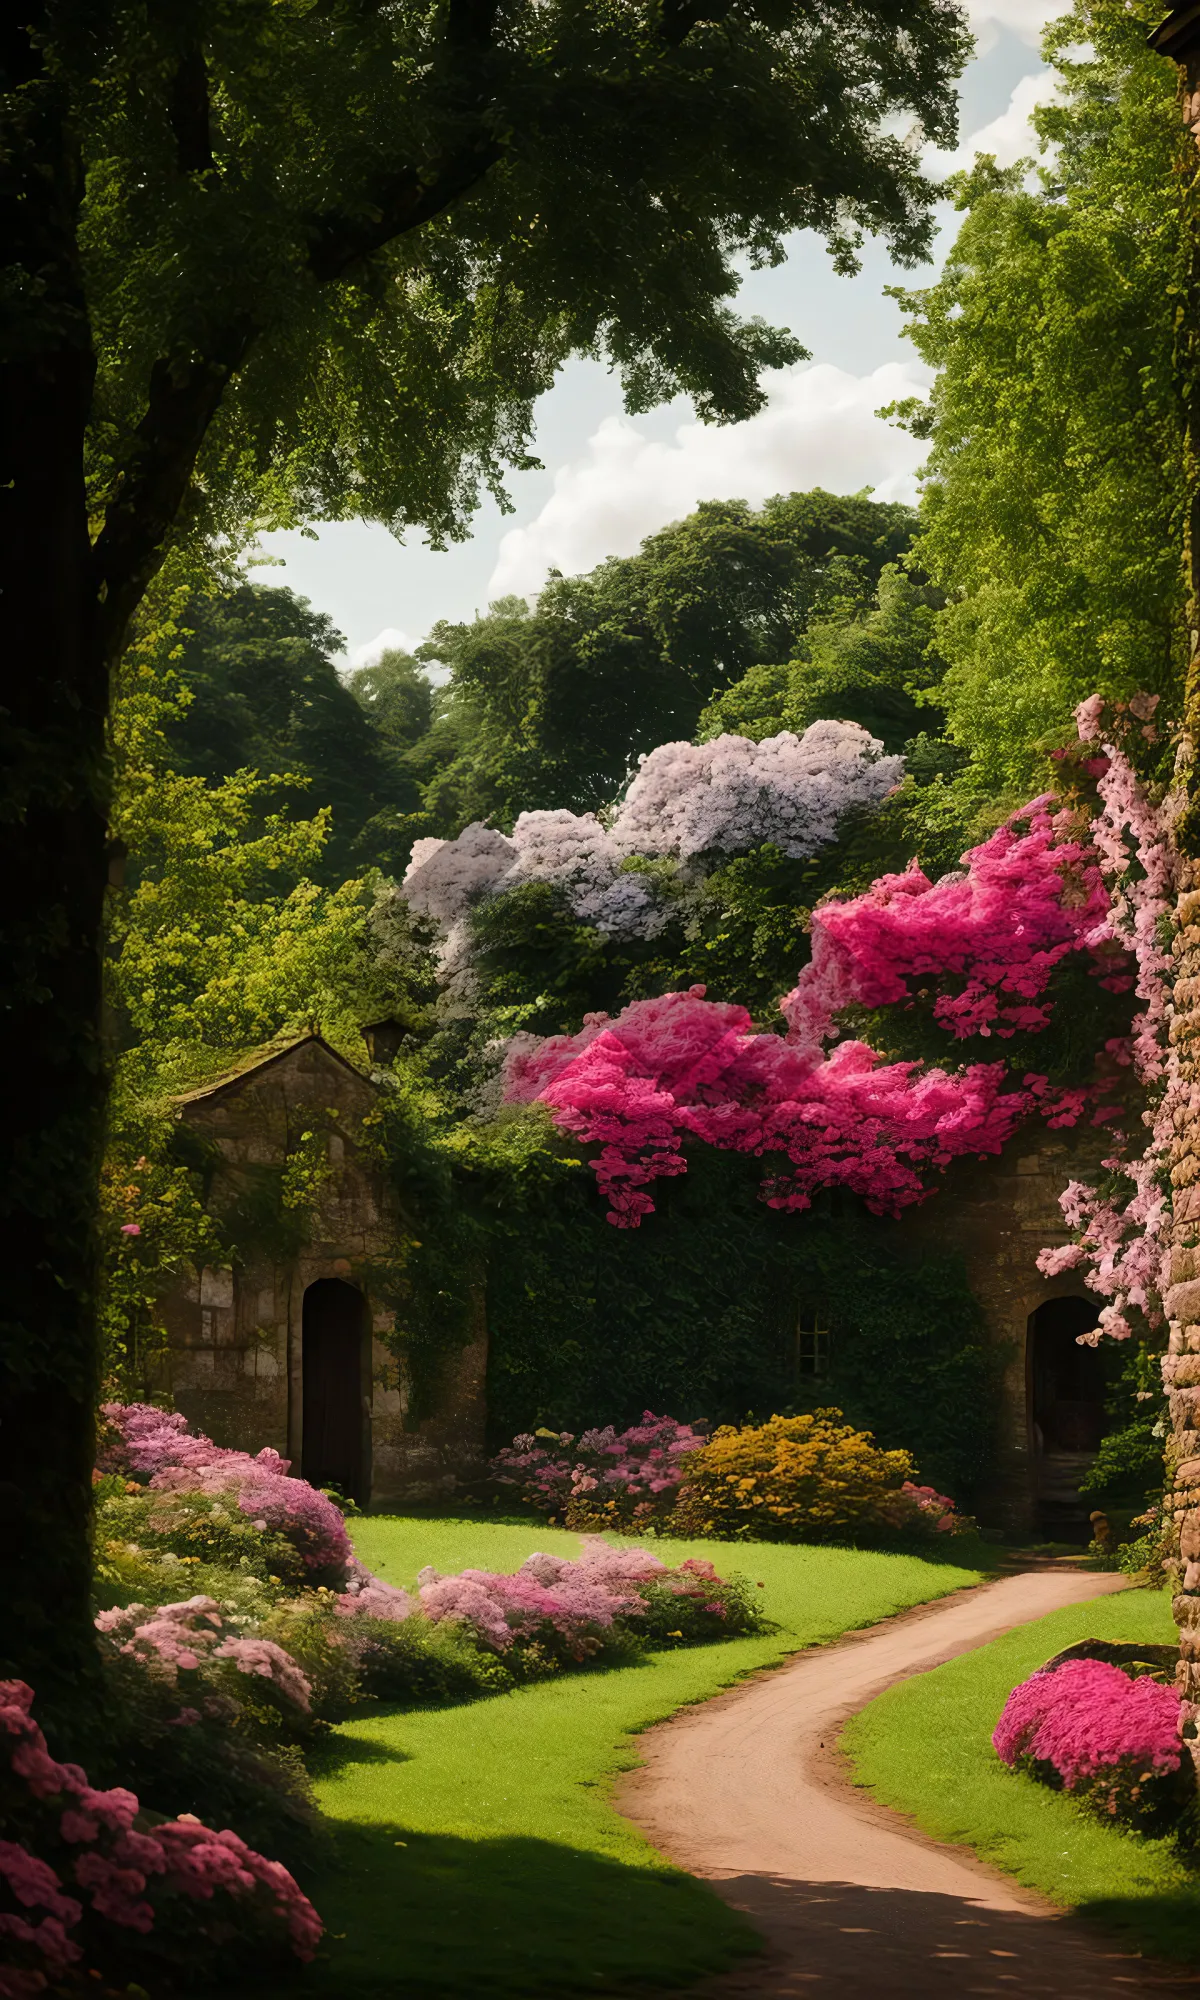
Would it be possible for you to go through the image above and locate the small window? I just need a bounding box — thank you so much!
[796,1307,830,1379]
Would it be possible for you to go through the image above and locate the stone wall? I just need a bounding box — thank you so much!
[1162,871,1200,1742]
[155,1036,487,1502]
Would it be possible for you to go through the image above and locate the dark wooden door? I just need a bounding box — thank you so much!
[302,1279,365,1500]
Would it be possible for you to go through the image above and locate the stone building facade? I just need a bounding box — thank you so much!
[153,1036,1116,1531]
[904,1126,1113,1538]
[156,1034,487,1503]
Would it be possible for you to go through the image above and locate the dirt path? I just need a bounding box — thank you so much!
[620,1568,1199,1996]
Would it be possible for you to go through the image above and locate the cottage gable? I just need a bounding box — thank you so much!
[156,1034,486,1503]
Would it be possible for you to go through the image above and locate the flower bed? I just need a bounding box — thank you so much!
[336,1535,761,1665]
[4,1402,771,1992]
[492,1409,964,1545]
[993,1656,1190,1832]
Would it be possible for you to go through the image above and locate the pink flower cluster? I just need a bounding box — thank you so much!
[881,1480,959,1533]
[415,1558,639,1657]
[505,987,1070,1226]
[490,1413,706,1517]
[334,1538,740,1658]
[336,1562,417,1624]
[993,1658,1183,1802]
[94,1596,312,1713]
[782,796,1118,1050]
[100,1403,352,1578]
[0,1679,321,1997]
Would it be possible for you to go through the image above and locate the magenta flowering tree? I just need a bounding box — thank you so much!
[501,746,1163,1228]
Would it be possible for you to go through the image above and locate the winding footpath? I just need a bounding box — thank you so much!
[620,1569,1200,1997]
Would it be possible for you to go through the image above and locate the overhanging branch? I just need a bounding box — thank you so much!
[92,319,255,658]
[306,133,504,281]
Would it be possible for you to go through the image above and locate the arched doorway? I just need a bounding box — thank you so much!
[1027,1296,1106,1539]
[302,1279,367,1502]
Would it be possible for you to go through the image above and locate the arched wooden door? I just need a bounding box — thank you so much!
[302,1279,366,1501]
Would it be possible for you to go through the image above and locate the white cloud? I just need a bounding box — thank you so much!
[348,625,422,669]
[487,361,930,601]
[931,68,1059,176]
[964,0,1060,53]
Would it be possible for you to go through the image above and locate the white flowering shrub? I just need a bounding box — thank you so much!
[609,721,904,863]
[399,721,902,975]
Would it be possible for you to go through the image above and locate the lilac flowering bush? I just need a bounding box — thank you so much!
[490,1413,707,1530]
[0,1679,321,1998]
[99,1402,353,1583]
[993,1657,1190,1832]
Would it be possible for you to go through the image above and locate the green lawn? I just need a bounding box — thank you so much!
[843,1586,1200,1963]
[263,1516,989,2000]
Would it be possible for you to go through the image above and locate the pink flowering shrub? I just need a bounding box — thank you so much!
[504,985,1069,1226]
[0,1679,321,1995]
[349,1537,761,1667]
[96,1596,313,1719]
[490,1413,708,1528]
[782,794,1117,1050]
[877,1481,961,1535]
[993,1657,1189,1830]
[99,1403,352,1582]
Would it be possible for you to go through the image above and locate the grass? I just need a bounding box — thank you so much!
[259,1515,992,2000]
[843,1585,1200,1964]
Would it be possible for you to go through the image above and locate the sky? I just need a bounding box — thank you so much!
[253,0,1064,667]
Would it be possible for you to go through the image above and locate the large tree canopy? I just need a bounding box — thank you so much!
[414,491,919,824]
[888,0,1187,789]
[0,0,969,1694]
[165,584,422,882]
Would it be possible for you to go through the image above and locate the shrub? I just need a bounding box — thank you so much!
[669,1409,962,1542]
[95,1481,306,1591]
[0,1679,321,1996]
[336,1615,515,1705]
[993,1658,1191,1833]
[96,1597,314,1726]
[490,1413,707,1530]
[341,1538,765,1668]
[99,1404,352,1584]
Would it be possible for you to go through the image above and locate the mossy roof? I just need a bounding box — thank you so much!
[171,1032,374,1108]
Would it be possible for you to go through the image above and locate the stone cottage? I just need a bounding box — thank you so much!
[155,1032,487,1505]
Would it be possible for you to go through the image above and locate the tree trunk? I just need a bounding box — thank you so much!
[0,40,107,1711]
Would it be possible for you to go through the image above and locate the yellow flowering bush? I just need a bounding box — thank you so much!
[670,1410,949,1543]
